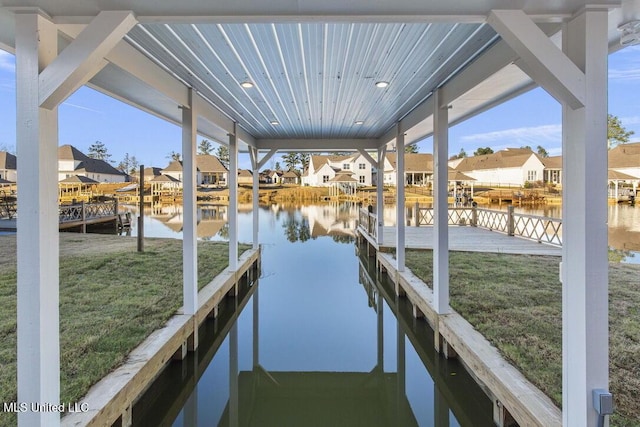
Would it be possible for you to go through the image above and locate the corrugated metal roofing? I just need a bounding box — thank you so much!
[126,22,498,141]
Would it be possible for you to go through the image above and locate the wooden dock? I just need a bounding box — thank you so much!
[370,226,562,256]
[61,248,260,427]
[376,252,562,427]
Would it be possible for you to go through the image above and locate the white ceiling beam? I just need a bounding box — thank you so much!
[488,9,585,109]
[193,94,237,138]
[257,148,278,169]
[39,11,137,109]
[440,39,518,107]
[256,138,379,151]
[356,149,377,167]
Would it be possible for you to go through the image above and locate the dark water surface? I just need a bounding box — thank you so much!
[131,204,493,426]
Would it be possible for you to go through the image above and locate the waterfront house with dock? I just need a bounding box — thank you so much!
[58,145,127,183]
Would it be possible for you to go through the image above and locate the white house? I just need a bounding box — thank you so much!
[382,153,434,186]
[0,151,17,182]
[301,154,372,187]
[58,144,127,183]
[609,142,640,179]
[450,148,546,187]
[161,154,229,186]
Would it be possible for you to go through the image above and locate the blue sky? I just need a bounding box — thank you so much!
[1,45,639,170]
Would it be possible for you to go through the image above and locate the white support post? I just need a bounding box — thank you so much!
[433,89,450,314]
[182,89,198,321]
[377,146,386,245]
[15,12,61,426]
[396,128,405,272]
[249,147,259,250]
[229,126,239,271]
[561,9,609,427]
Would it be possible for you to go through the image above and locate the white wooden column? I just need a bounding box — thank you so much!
[248,147,276,250]
[182,89,198,321]
[395,128,406,272]
[377,147,386,245]
[489,10,610,424]
[249,148,260,250]
[229,127,238,271]
[562,9,609,427]
[433,89,450,314]
[15,13,60,426]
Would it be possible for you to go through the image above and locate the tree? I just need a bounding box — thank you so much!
[167,151,181,162]
[198,139,214,155]
[117,153,139,174]
[449,148,467,160]
[405,144,419,153]
[88,140,112,162]
[297,153,310,170]
[282,152,299,171]
[536,145,549,158]
[520,145,532,150]
[473,147,494,156]
[275,161,282,171]
[216,145,229,168]
[608,114,635,148]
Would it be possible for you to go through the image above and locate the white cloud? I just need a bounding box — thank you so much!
[460,124,562,146]
[620,115,640,125]
[0,50,15,72]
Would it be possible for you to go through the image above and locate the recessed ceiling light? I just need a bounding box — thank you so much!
[375,81,389,88]
[270,120,280,125]
[240,81,254,88]
[354,120,364,125]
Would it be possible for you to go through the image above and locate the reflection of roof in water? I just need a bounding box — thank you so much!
[310,222,355,238]
[154,215,225,238]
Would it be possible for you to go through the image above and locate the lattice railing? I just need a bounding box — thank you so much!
[358,207,377,240]
[414,205,562,246]
[59,201,117,223]
[512,213,562,246]
[475,208,509,233]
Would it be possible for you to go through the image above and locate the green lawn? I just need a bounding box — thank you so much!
[0,235,249,427]
[405,250,640,427]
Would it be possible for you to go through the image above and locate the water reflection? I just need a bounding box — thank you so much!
[132,203,492,427]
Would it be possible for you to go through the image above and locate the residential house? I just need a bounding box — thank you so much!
[237,169,253,185]
[382,153,434,186]
[449,148,545,187]
[161,154,229,186]
[609,142,640,179]
[130,166,162,182]
[268,170,283,184]
[0,151,17,182]
[58,144,127,183]
[542,156,562,186]
[301,154,372,187]
[282,170,300,184]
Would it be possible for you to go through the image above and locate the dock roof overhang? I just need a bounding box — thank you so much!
[0,0,634,154]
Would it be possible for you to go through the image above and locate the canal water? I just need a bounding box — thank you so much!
[128,203,494,426]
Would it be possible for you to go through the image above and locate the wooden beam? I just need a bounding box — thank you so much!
[39,11,137,109]
[488,9,585,109]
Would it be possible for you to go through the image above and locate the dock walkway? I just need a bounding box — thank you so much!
[375,226,562,256]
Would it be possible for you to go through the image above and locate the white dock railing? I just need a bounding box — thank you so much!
[360,205,563,247]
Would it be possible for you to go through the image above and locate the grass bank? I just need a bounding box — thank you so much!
[0,234,249,427]
[405,250,640,427]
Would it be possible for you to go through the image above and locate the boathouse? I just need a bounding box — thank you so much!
[1,0,637,426]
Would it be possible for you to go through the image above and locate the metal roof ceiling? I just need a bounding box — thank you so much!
[0,0,636,152]
[126,22,498,140]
